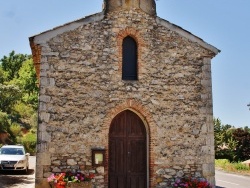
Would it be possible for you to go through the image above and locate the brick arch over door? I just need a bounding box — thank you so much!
[102,99,157,187]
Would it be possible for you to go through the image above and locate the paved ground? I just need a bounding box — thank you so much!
[0,156,35,188]
[216,170,250,188]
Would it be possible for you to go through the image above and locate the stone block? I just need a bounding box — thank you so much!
[41,63,50,70]
[39,95,51,103]
[67,159,77,166]
[156,169,165,175]
[202,163,215,176]
[96,166,105,174]
[40,112,50,123]
[35,165,44,178]
[36,152,51,166]
[52,160,61,166]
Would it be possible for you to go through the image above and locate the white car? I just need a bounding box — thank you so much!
[0,145,29,173]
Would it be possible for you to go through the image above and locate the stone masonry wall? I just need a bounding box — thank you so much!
[35,8,216,188]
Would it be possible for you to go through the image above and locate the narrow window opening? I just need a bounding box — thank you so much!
[122,36,138,80]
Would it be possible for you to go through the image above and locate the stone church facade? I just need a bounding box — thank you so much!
[30,0,219,187]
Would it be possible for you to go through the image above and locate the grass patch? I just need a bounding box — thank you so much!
[215,159,250,175]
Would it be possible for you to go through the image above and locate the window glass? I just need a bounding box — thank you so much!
[0,148,24,155]
[122,36,138,80]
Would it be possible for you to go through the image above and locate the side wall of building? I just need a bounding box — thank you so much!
[35,9,215,188]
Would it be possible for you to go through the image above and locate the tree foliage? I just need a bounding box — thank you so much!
[0,67,7,83]
[214,118,237,161]
[233,128,250,162]
[0,51,38,148]
[10,123,22,137]
[0,84,22,114]
[0,111,10,133]
[0,51,30,81]
[214,118,250,162]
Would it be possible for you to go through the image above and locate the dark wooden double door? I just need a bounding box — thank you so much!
[109,110,147,188]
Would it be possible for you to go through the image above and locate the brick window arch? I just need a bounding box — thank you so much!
[117,27,145,81]
[122,36,138,80]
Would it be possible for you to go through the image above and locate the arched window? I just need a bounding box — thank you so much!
[122,36,138,80]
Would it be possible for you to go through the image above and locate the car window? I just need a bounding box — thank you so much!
[16,149,24,155]
[0,148,24,155]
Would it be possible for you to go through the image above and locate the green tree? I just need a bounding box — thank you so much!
[16,59,38,107]
[0,84,22,114]
[232,128,250,162]
[0,51,29,81]
[10,123,22,137]
[214,118,223,150]
[243,126,250,133]
[0,111,15,144]
[0,111,10,132]
[13,102,36,130]
[0,67,7,83]
[214,118,237,161]
[21,132,37,154]
[0,51,37,150]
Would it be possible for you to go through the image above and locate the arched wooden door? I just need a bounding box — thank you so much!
[109,110,147,188]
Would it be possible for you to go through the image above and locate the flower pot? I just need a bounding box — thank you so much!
[66,182,93,188]
[49,182,66,188]
[55,184,66,188]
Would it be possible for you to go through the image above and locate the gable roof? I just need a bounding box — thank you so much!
[156,17,220,55]
[29,12,104,78]
[30,11,220,78]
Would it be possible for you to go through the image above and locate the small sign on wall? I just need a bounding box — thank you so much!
[92,148,105,167]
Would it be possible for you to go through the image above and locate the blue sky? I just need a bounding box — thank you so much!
[0,0,249,127]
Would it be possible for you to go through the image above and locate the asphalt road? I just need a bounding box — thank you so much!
[216,170,250,188]
[0,156,35,188]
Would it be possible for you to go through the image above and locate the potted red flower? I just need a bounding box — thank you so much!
[173,177,212,188]
[47,171,94,188]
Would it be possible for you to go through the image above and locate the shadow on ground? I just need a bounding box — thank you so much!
[0,169,35,186]
[0,169,34,176]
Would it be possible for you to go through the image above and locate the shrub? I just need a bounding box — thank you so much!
[215,159,250,174]
[10,123,22,137]
[21,132,37,154]
[234,163,250,171]
[215,159,230,167]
